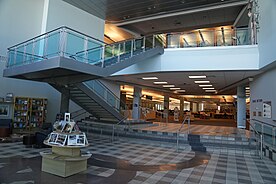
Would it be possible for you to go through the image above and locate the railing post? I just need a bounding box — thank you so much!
[143,36,146,52]
[153,35,155,48]
[260,134,263,159]
[188,117,190,134]
[59,28,67,57]
[84,37,88,63]
[117,43,121,62]
[176,131,179,152]
[112,124,115,142]
[273,127,275,146]
[131,40,134,57]
[101,46,105,68]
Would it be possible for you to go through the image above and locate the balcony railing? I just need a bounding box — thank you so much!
[251,119,276,149]
[6,26,255,68]
[165,28,252,48]
[6,26,163,68]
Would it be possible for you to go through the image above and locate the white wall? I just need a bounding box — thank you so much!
[250,68,276,125]
[258,0,276,68]
[46,0,105,40]
[0,0,45,55]
[0,0,106,122]
[113,45,259,75]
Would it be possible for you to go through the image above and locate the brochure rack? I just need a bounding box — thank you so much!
[40,117,91,177]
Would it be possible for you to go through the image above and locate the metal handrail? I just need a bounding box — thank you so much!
[247,120,263,159]
[176,115,191,152]
[8,26,106,50]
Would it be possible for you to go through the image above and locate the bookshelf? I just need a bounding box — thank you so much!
[30,98,47,128]
[13,97,47,130]
[13,97,29,129]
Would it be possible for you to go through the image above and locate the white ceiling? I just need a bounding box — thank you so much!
[107,70,260,96]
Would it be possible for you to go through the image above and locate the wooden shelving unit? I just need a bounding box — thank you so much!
[13,97,47,130]
[13,97,29,129]
[30,98,47,128]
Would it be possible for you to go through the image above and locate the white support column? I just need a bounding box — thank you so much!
[132,87,142,120]
[237,85,246,128]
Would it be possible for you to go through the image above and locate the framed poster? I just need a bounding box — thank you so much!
[263,101,272,118]
[0,105,9,116]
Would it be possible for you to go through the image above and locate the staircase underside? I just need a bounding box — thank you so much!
[3,47,164,85]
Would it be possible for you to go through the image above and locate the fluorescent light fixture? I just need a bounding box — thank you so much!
[205,90,216,92]
[194,81,210,84]
[142,77,158,80]
[199,84,212,87]
[163,85,175,88]
[170,88,181,90]
[246,87,250,90]
[189,75,206,79]
[154,81,167,84]
[176,90,186,92]
[202,87,214,90]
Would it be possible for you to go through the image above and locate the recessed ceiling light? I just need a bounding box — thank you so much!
[163,85,175,88]
[246,87,250,90]
[154,81,167,84]
[205,90,216,92]
[202,87,214,90]
[142,77,158,80]
[176,90,186,92]
[189,75,206,79]
[170,88,181,90]
[199,84,212,87]
[194,81,210,83]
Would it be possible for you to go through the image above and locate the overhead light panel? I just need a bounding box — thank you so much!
[176,90,186,92]
[170,88,181,90]
[154,81,167,84]
[246,87,250,90]
[194,81,210,84]
[202,88,214,90]
[205,90,216,92]
[189,75,206,79]
[163,85,175,88]
[142,77,158,80]
[199,84,212,87]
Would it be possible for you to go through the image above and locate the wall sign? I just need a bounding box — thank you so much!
[263,101,272,118]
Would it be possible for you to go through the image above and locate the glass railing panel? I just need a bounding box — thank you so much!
[87,47,103,64]
[183,32,198,47]
[235,28,249,45]
[15,45,25,66]
[124,40,132,54]
[65,32,85,57]
[134,38,143,52]
[167,34,181,48]
[104,45,114,59]
[254,122,262,134]
[155,34,166,48]
[45,31,60,58]
[107,90,117,109]
[145,36,153,49]
[263,124,273,145]
[32,37,46,63]
[199,30,215,47]
[7,50,15,67]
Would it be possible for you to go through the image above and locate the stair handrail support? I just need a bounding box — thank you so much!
[247,120,263,159]
[176,115,191,152]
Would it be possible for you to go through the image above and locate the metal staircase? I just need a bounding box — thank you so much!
[52,80,124,121]
[3,26,165,121]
